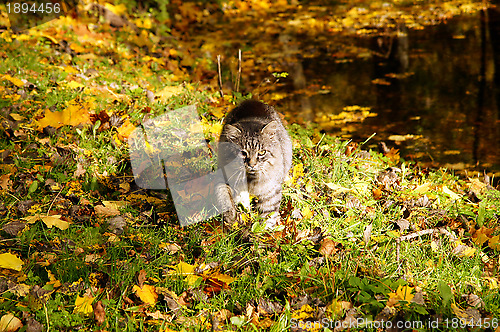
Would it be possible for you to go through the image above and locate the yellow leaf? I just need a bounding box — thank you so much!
[156,86,183,102]
[301,206,313,219]
[388,285,414,306]
[210,123,223,136]
[35,99,92,131]
[22,215,39,224]
[451,303,468,320]
[46,269,62,288]
[325,182,352,195]
[488,235,500,250]
[430,241,438,252]
[461,246,476,258]
[169,261,195,275]
[0,313,23,332]
[484,277,499,290]
[69,43,86,53]
[41,215,70,230]
[442,186,460,200]
[104,2,127,15]
[116,118,136,141]
[2,74,25,87]
[210,272,236,285]
[133,284,158,306]
[414,182,432,194]
[185,274,203,286]
[210,107,225,119]
[74,295,94,315]
[473,232,490,246]
[65,80,85,89]
[292,163,304,180]
[0,253,23,271]
[291,304,314,320]
[9,113,24,121]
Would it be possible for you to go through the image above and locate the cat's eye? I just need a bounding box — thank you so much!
[241,150,248,158]
[257,150,266,156]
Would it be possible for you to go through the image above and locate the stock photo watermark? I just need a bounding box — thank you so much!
[291,317,500,330]
[128,105,244,226]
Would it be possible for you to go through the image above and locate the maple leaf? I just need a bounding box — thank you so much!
[388,285,414,307]
[0,252,24,271]
[291,304,315,320]
[133,284,158,306]
[488,235,500,250]
[74,295,95,315]
[301,206,313,219]
[35,99,92,131]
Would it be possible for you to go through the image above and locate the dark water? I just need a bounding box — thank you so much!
[279,9,500,175]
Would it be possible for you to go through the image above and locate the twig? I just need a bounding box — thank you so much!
[46,183,66,216]
[217,55,224,98]
[396,227,457,265]
[235,49,242,93]
[396,227,456,243]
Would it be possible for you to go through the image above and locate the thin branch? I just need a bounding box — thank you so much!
[217,55,224,98]
[235,49,242,93]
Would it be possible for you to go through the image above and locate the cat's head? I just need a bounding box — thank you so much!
[223,121,279,176]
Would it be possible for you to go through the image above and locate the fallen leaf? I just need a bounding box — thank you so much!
[35,99,93,131]
[2,74,25,87]
[95,205,120,217]
[156,86,183,102]
[9,113,24,121]
[93,300,106,325]
[301,206,313,219]
[0,253,24,271]
[0,313,23,332]
[442,186,460,200]
[41,215,70,230]
[74,294,94,315]
[133,284,158,306]
[169,261,196,275]
[363,224,372,245]
[319,238,337,256]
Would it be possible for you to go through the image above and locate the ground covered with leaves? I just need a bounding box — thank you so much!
[1,0,500,331]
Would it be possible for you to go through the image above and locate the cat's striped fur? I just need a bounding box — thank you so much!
[216,100,292,228]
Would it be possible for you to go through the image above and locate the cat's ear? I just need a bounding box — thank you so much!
[224,124,241,140]
[261,121,278,138]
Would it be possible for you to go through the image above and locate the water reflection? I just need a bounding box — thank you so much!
[281,10,499,173]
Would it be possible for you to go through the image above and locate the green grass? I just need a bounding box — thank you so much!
[1,2,500,332]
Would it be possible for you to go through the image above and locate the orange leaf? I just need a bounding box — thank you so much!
[35,99,92,131]
[133,284,158,306]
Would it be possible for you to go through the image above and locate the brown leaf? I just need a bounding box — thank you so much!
[319,238,338,257]
[95,205,120,218]
[2,221,27,236]
[74,163,86,178]
[137,269,147,288]
[0,313,23,332]
[363,224,373,245]
[25,317,43,332]
[257,298,283,316]
[92,300,105,326]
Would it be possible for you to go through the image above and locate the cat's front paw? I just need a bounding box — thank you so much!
[264,212,279,229]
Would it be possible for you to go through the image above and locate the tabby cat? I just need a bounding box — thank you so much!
[216,100,293,228]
